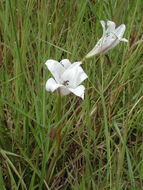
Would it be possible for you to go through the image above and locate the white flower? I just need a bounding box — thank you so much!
[85,20,128,58]
[45,59,88,99]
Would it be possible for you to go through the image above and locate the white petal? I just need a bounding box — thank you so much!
[59,86,71,96]
[61,63,88,88]
[69,85,85,99]
[77,66,88,85]
[85,36,116,57]
[115,24,126,39]
[85,43,101,58]
[45,59,65,82]
[60,59,71,69]
[102,35,120,52]
[107,20,116,33]
[85,21,127,59]
[45,78,63,92]
[120,38,128,42]
[100,20,106,35]
[67,61,82,69]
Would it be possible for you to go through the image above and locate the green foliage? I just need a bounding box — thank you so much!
[0,0,143,189]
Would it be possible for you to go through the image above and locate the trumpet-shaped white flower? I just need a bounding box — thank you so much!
[85,20,128,58]
[45,59,88,99]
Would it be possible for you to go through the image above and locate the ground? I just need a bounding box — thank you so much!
[0,0,143,189]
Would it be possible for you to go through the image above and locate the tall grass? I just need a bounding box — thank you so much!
[0,0,143,189]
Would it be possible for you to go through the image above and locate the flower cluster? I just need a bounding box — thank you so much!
[45,20,128,99]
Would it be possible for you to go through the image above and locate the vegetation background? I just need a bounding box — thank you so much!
[0,0,143,189]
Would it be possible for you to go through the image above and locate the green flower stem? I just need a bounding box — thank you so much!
[46,92,62,184]
[57,91,62,120]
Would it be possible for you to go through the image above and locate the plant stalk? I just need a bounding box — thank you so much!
[46,92,62,184]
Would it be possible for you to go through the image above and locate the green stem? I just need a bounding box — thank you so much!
[46,92,62,184]
[57,92,61,120]
[101,91,112,187]
[100,56,112,188]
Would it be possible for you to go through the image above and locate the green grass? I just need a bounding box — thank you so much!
[0,0,143,189]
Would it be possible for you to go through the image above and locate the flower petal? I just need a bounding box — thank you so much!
[102,35,120,52]
[45,59,65,82]
[85,35,116,57]
[115,24,126,39]
[107,20,116,33]
[85,43,101,58]
[61,63,88,88]
[45,78,63,92]
[67,61,82,69]
[120,38,128,42]
[85,21,127,59]
[60,59,71,69]
[100,20,106,36]
[69,85,85,99]
[59,86,71,96]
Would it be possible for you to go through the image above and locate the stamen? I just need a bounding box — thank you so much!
[63,80,69,86]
